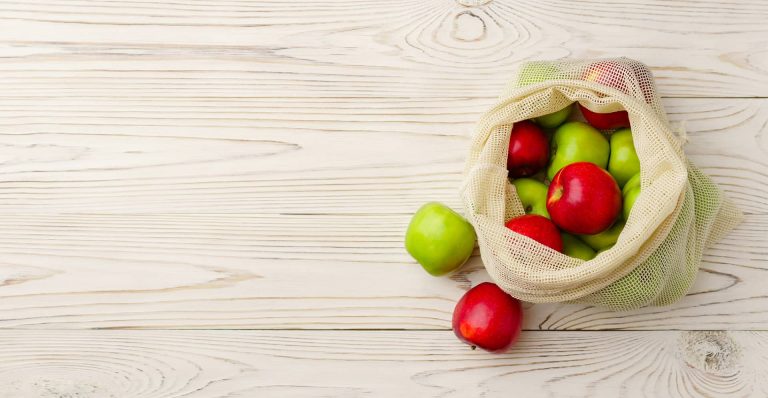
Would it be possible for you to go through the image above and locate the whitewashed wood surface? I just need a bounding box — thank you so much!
[0,0,765,396]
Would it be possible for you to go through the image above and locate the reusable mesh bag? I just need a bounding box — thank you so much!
[460,57,742,310]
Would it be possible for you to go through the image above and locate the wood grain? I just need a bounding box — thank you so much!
[0,330,764,397]
[0,215,761,330]
[0,0,767,100]
[0,0,766,214]
[0,0,763,332]
[0,97,762,329]
[0,0,765,394]
[0,98,763,215]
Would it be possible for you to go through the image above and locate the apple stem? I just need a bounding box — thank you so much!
[471,345,476,350]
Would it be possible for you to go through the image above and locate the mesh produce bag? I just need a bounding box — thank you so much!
[460,57,742,310]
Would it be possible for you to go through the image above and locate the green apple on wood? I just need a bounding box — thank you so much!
[405,202,476,276]
[608,128,641,187]
[561,233,596,261]
[511,178,549,218]
[547,122,610,181]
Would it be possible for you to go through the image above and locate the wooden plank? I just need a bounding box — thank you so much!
[1,1,764,395]
[0,98,763,329]
[0,213,761,330]
[0,0,766,99]
[0,98,763,215]
[0,1,764,331]
[0,329,764,397]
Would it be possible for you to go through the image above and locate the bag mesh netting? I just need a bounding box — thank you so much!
[460,57,742,310]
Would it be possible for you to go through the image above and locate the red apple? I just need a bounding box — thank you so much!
[584,59,656,104]
[507,120,549,178]
[583,61,629,92]
[452,282,523,353]
[504,214,563,252]
[546,162,621,235]
[579,103,630,130]
[580,61,632,130]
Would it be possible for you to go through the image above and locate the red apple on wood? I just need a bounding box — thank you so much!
[504,214,563,252]
[507,120,549,178]
[546,162,622,235]
[452,282,523,353]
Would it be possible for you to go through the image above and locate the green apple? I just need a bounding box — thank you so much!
[579,220,625,251]
[623,187,640,220]
[405,202,476,276]
[535,104,573,129]
[511,178,549,218]
[623,172,641,195]
[608,128,641,187]
[561,233,596,261]
[547,121,610,181]
[517,62,560,87]
[622,173,641,220]
[597,262,663,307]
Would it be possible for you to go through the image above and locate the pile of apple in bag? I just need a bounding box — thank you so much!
[505,101,640,260]
[402,94,643,354]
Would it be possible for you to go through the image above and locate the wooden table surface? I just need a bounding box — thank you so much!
[0,0,766,396]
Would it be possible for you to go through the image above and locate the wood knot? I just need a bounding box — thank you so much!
[455,0,493,6]
[451,11,487,42]
[680,331,741,375]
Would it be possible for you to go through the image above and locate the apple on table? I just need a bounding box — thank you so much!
[452,282,523,353]
[405,203,476,276]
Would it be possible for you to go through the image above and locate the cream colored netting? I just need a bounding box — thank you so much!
[460,58,742,310]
